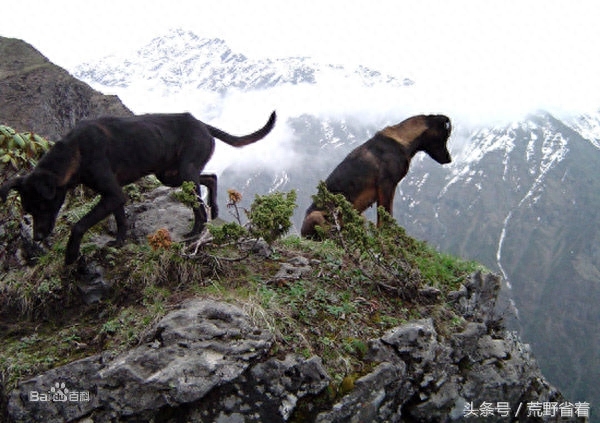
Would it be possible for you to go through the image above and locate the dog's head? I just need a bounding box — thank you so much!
[382,114,452,165]
[300,210,327,239]
[419,114,452,164]
[0,170,67,240]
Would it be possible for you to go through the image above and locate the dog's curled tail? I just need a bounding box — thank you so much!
[208,111,277,147]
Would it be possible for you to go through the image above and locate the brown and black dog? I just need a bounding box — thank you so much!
[0,111,276,264]
[301,114,452,237]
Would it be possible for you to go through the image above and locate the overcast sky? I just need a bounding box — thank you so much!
[4,0,600,121]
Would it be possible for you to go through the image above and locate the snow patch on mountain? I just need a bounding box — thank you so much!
[442,125,519,193]
[496,122,569,286]
[565,112,600,150]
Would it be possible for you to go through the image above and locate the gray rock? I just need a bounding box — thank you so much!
[185,354,330,422]
[317,273,582,423]
[7,300,273,422]
[449,270,502,327]
[120,186,195,243]
[74,261,112,304]
[417,286,442,304]
[239,238,272,258]
[316,362,410,423]
[273,256,312,281]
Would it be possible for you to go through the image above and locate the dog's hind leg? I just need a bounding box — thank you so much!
[178,126,215,237]
[159,175,209,237]
[187,203,208,237]
[197,173,218,219]
[184,174,218,238]
[178,164,211,237]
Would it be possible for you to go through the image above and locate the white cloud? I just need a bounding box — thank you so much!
[4,0,600,123]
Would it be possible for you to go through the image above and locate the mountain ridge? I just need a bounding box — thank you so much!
[0,37,132,142]
[74,28,413,94]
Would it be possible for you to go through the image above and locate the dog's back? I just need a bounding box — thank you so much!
[70,114,210,186]
[324,135,407,209]
[68,111,276,188]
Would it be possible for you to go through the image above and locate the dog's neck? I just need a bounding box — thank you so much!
[379,125,423,157]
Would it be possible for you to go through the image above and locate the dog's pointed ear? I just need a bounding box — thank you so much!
[0,176,25,202]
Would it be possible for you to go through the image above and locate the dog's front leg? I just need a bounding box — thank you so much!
[65,195,124,265]
[376,183,397,227]
[109,205,127,247]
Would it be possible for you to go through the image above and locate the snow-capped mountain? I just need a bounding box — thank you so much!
[73,30,600,408]
[75,29,412,94]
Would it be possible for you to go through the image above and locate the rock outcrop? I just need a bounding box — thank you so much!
[5,272,585,422]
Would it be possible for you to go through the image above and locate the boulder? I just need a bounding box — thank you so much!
[7,300,274,422]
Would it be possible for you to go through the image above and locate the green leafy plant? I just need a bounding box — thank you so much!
[206,189,250,245]
[246,190,297,245]
[171,181,200,209]
[208,189,297,246]
[0,125,52,170]
[208,222,249,245]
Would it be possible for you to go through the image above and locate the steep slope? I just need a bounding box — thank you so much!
[0,37,132,142]
[394,112,600,405]
[5,277,575,422]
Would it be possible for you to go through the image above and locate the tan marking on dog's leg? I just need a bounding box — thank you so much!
[352,187,377,214]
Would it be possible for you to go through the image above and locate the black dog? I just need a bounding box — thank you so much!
[301,114,451,237]
[0,111,276,264]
